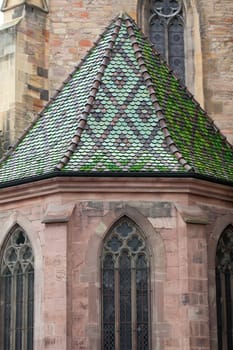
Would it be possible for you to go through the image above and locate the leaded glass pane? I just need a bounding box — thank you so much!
[150,17,166,57]
[127,235,143,253]
[225,268,233,349]
[102,218,150,350]
[116,221,133,238]
[13,230,26,245]
[27,265,34,350]
[153,0,181,16]
[136,255,149,350]
[8,248,17,263]
[3,267,12,350]
[15,265,23,350]
[107,236,122,253]
[0,227,34,350]
[149,0,185,82]
[120,252,132,350]
[216,267,223,350]
[216,225,233,350]
[103,255,115,350]
[168,17,185,81]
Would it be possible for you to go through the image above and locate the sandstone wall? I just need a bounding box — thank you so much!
[0,178,232,349]
[48,0,137,94]
[0,5,48,154]
[197,0,233,142]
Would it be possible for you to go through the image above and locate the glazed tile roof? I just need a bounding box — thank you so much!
[0,13,233,186]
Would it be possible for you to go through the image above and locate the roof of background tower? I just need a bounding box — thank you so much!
[0,13,233,187]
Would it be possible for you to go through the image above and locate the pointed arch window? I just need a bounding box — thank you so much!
[216,225,233,350]
[101,217,150,350]
[0,226,34,350]
[149,0,185,82]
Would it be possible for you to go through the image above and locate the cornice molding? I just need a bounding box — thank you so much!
[0,177,232,205]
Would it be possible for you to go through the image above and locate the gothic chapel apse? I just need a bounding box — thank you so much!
[0,0,232,350]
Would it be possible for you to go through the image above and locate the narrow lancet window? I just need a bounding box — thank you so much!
[216,225,233,350]
[149,0,185,82]
[0,226,34,349]
[102,217,150,350]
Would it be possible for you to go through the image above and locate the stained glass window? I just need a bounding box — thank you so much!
[216,225,233,350]
[149,0,185,82]
[0,226,34,349]
[102,218,150,349]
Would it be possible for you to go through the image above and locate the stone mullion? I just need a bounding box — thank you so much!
[164,22,169,63]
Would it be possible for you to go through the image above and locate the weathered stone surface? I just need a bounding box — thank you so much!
[175,204,209,224]
[0,180,231,348]
[0,6,48,154]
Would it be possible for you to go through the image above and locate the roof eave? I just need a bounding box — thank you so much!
[0,170,233,189]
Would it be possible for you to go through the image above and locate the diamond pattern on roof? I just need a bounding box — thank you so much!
[0,13,233,186]
[133,23,233,181]
[66,25,182,173]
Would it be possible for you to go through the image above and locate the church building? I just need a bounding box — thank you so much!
[0,1,232,350]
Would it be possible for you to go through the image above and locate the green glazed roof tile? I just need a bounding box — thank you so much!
[0,13,233,186]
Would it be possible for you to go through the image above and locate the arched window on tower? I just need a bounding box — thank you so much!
[101,217,150,350]
[149,0,185,82]
[216,225,233,350]
[0,226,34,349]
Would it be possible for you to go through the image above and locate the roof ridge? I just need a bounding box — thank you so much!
[54,16,123,171]
[124,15,193,172]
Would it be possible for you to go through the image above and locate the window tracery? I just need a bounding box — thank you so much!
[149,0,185,82]
[0,226,34,349]
[216,225,233,350]
[102,218,150,350]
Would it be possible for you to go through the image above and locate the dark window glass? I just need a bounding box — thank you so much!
[120,252,132,350]
[3,267,11,350]
[216,225,233,350]
[103,255,115,350]
[102,218,150,349]
[0,227,34,350]
[136,255,149,350]
[27,265,34,350]
[149,0,185,82]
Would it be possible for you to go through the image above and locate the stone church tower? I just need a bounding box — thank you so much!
[0,0,232,151]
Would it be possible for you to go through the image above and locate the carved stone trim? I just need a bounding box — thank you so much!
[175,204,209,224]
[42,203,75,224]
[1,226,34,273]
[1,0,49,13]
